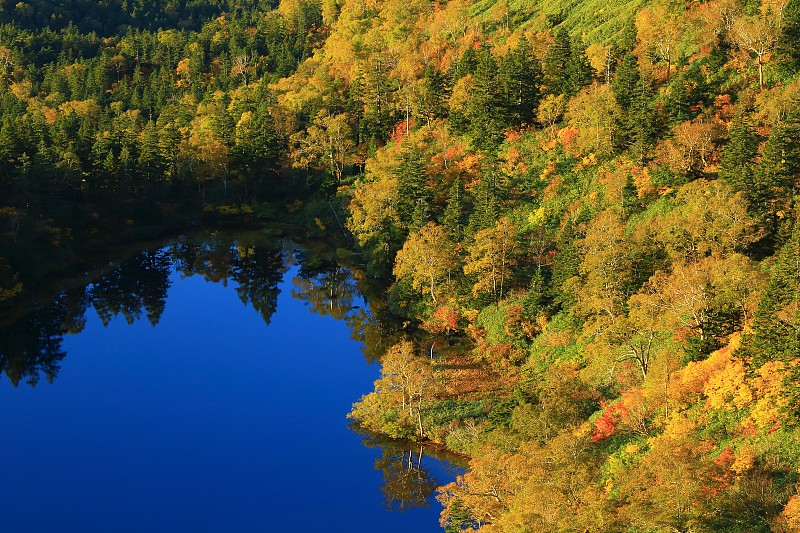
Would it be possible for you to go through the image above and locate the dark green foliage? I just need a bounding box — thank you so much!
[363,57,396,143]
[749,105,800,234]
[394,145,431,231]
[444,499,479,532]
[778,0,800,72]
[548,243,580,310]
[497,37,543,127]
[423,400,487,428]
[442,178,467,243]
[666,77,693,125]
[613,74,659,160]
[466,44,506,150]
[543,28,573,96]
[522,269,547,319]
[719,111,758,193]
[346,72,367,145]
[485,398,518,427]
[612,52,640,108]
[453,46,477,81]
[611,52,640,147]
[543,28,593,97]
[466,165,502,233]
[621,175,641,217]
[420,65,449,124]
[618,21,638,53]
[566,37,595,96]
[740,221,800,367]
[231,90,285,178]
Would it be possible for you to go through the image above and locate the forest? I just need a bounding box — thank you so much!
[1,0,800,530]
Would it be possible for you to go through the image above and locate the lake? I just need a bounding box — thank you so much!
[0,231,463,532]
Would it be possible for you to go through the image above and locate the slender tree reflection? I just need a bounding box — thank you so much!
[291,258,358,321]
[289,249,402,363]
[357,432,466,512]
[230,244,284,326]
[377,444,438,511]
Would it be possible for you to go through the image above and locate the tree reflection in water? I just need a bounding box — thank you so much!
[290,249,403,364]
[172,236,286,325]
[0,233,289,386]
[0,232,405,387]
[0,231,465,516]
[90,249,172,326]
[357,431,467,513]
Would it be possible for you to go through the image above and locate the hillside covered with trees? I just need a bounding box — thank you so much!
[2,0,800,530]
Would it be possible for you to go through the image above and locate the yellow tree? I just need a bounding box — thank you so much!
[616,418,715,530]
[181,112,230,200]
[656,179,763,263]
[393,222,455,304]
[349,340,438,438]
[731,5,784,89]
[565,82,618,156]
[636,1,685,81]
[290,109,355,182]
[438,445,534,526]
[658,119,723,176]
[575,208,636,329]
[463,217,518,302]
[380,340,438,436]
[634,253,765,349]
[536,93,566,137]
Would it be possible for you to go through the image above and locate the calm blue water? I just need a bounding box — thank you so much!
[0,236,460,532]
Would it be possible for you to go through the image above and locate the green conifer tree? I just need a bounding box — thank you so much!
[719,111,758,192]
[498,36,542,127]
[740,220,800,367]
[394,145,430,230]
[778,0,800,72]
[543,28,572,96]
[442,178,466,242]
[566,37,594,96]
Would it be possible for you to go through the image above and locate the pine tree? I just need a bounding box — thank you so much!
[778,0,800,73]
[442,178,466,242]
[719,111,758,192]
[137,120,165,183]
[452,45,477,81]
[395,145,430,230]
[612,53,640,108]
[621,175,640,217]
[666,77,693,125]
[364,56,395,142]
[467,170,500,234]
[346,72,366,145]
[418,65,448,125]
[611,52,641,152]
[410,198,431,232]
[740,220,800,367]
[543,28,572,96]
[566,37,594,96]
[498,36,542,127]
[750,105,800,232]
[233,98,284,178]
[467,44,505,150]
[629,76,658,160]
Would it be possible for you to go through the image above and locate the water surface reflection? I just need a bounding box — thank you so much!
[0,231,462,532]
